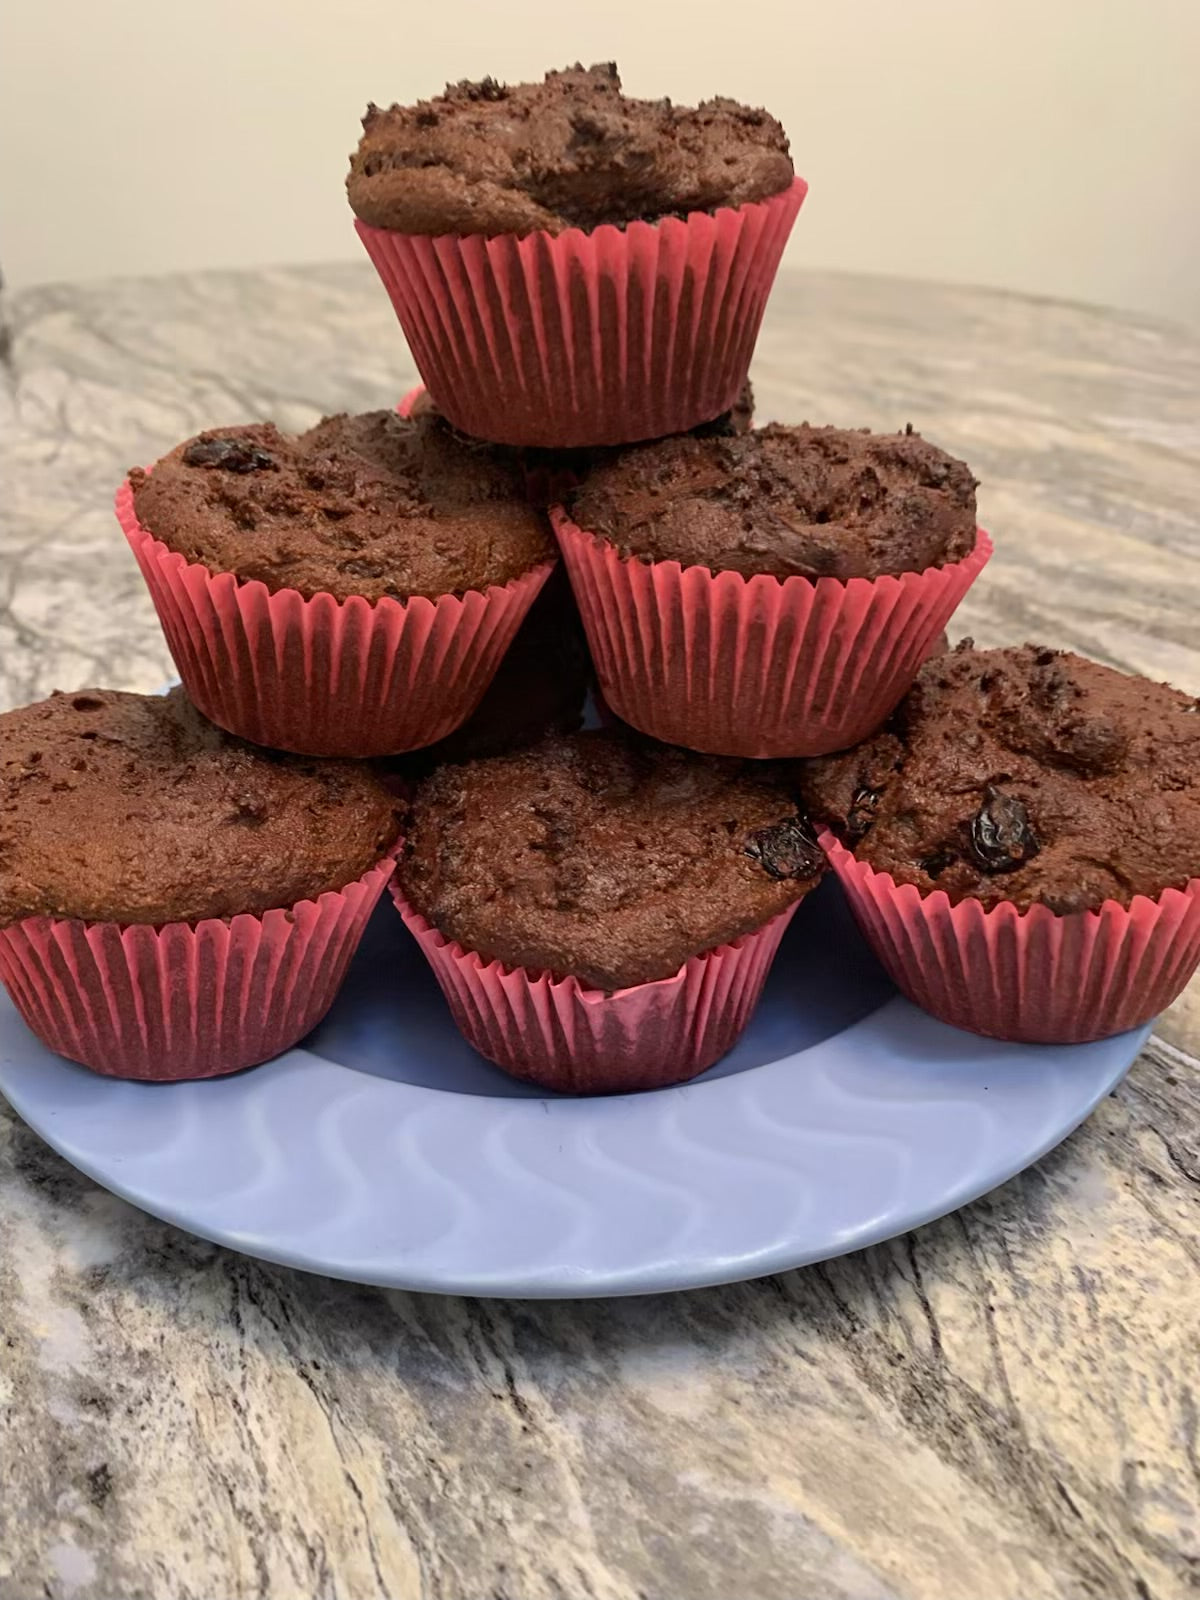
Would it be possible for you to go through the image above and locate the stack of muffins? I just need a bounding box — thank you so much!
[2,63,1199,1094]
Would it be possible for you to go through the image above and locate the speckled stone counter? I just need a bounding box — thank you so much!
[1,266,1199,1600]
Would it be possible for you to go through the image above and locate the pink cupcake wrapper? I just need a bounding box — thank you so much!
[0,857,396,1080]
[116,481,554,757]
[392,887,800,1094]
[552,511,992,759]
[820,829,1200,1044]
[356,179,807,449]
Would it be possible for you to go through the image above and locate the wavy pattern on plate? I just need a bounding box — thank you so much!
[0,979,1147,1295]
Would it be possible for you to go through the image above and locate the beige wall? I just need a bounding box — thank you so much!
[2,0,1198,323]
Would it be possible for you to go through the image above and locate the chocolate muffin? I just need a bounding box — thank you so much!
[535,379,759,507]
[801,641,1200,915]
[569,422,978,581]
[0,688,402,927]
[409,378,756,508]
[386,568,591,771]
[348,63,792,237]
[129,408,555,603]
[399,731,823,991]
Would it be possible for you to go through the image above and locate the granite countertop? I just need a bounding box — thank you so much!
[1,265,1199,1600]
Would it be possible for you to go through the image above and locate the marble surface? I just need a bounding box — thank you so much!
[2,264,1200,1599]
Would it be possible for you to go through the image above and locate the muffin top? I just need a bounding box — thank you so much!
[129,409,555,603]
[801,641,1200,914]
[410,378,755,508]
[399,731,822,990]
[347,62,793,236]
[0,688,402,927]
[568,423,978,580]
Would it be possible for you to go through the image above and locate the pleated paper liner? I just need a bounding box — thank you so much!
[552,512,993,759]
[820,830,1200,1044]
[393,888,800,1095]
[357,178,807,449]
[116,481,554,758]
[0,857,396,1080]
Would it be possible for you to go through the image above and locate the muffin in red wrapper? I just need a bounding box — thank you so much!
[119,410,556,758]
[0,689,403,1079]
[394,732,823,1093]
[819,834,1200,1044]
[394,893,797,1095]
[556,423,989,759]
[0,861,396,1081]
[350,65,803,448]
[802,642,1200,1043]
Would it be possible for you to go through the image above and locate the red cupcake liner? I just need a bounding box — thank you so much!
[116,481,553,757]
[820,830,1200,1044]
[356,179,807,449]
[393,887,799,1094]
[552,511,992,759]
[0,857,396,1080]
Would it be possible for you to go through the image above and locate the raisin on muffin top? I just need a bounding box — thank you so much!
[129,409,556,603]
[801,641,1200,914]
[567,423,978,581]
[348,63,793,237]
[400,731,823,990]
[0,689,402,927]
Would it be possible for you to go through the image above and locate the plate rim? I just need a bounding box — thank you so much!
[0,996,1150,1298]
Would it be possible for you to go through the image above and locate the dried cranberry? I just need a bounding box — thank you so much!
[920,848,957,879]
[338,557,385,580]
[183,436,276,473]
[744,817,821,881]
[968,786,1038,873]
[846,787,880,841]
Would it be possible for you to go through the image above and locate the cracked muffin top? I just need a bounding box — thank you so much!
[800,641,1200,913]
[347,62,793,236]
[399,730,823,990]
[567,423,978,581]
[0,688,402,926]
[129,409,555,603]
